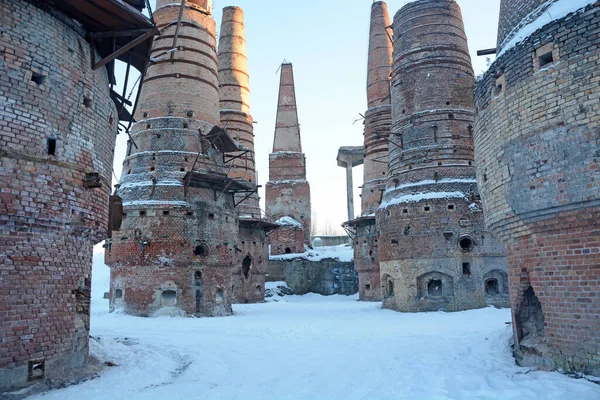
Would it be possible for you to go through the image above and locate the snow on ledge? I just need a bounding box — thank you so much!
[379,191,468,210]
[498,0,596,57]
[270,244,353,262]
[275,216,303,228]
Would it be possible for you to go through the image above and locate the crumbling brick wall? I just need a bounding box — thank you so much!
[0,0,116,389]
[475,1,600,375]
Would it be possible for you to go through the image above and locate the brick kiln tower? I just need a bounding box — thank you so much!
[345,1,393,301]
[266,63,311,255]
[0,0,153,390]
[376,0,508,312]
[218,6,276,303]
[474,1,600,375]
[106,0,243,317]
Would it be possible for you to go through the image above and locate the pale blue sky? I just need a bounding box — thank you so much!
[113,0,501,234]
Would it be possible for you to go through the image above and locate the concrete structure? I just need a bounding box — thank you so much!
[336,146,364,221]
[344,1,393,301]
[217,6,275,304]
[106,0,243,317]
[266,63,311,255]
[376,0,508,312]
[268,259,358,296]
[474,0,600,375]
[0,0,153,391]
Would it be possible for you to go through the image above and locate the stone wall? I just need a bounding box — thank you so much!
[474,1,600,375]
[232,222,268,304]
[269,259,358,296]
[0,0,117,389]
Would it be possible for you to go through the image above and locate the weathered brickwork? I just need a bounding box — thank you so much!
[0,0,117,390]
[352,217,381,301]
[347,2,392,301]
[217,6,268,304]
[106,0,239,317]
[376,0,508,313]
[474,1,600,375]
[497,0,553,51]
[269,258,358,296]
[266,63,311,255]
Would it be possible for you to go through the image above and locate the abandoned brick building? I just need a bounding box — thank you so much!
[0,0,154,390]
[474,0,600,375]
[266,63,312,255]
[105,0,253,317]
[344,1,393,302]
[218,6,277,304]
[376,0,509,312]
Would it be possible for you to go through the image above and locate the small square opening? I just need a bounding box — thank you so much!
[424,206,430,212]
[402,209,408,214]
[539,52,554,68]
[28,359,45,381]
[462,262,471,275]
[163,210,170,216]
[139,210,146,217]
[448,204,455,211]
[83,96,92,109]
[31,72,46,86]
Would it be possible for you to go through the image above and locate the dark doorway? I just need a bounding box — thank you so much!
[428,279,442,297]
[242,256,252,279]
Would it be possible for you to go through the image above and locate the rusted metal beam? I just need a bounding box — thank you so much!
[92,28,157,70]
[477,48,497,56]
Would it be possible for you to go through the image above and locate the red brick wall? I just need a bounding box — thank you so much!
[0,0,116,389]
[474,2,600,374]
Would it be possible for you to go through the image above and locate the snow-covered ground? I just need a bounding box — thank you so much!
[26,253,600,400]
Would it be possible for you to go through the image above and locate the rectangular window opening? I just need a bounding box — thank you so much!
[539,52,554,68]
[47,138,56,156]
[462,262,471,275]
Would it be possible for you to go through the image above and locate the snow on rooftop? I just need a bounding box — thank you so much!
[267,179,308,185]
[498,0,596,57]
[270,244,354,262]
[385,178,477,193]
[275,216,303,228]
[122,200,190,207]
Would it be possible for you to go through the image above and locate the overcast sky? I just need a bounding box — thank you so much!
[112,0,501,235]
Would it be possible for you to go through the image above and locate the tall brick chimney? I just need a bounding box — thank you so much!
[346,1,393,301]
[376,0,508,313]
[218,6,272,304]
[106,0,238,317]
[266,63,311,255]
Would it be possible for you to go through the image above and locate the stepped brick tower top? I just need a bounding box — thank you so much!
[272,63,303,154]
[266,63,311,254]
[360,1,393,215]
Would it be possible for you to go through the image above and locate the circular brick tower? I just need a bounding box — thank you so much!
[218,6,274,303]
[266,63,312,256]
[475,0,600,375]
[348,1,393,301]
[0,0,117,389]
[376,0,508,313]
[106,0,239,317]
